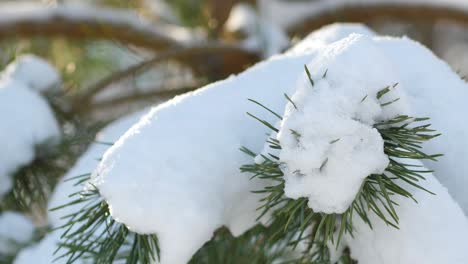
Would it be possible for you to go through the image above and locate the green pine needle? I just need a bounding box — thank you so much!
[50,179,160,264]
[241,80,441,261]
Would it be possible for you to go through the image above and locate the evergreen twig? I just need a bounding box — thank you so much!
[50,176,160,264]
[241,77,441,261]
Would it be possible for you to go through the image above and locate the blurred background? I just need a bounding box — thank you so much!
[1,0,468,262]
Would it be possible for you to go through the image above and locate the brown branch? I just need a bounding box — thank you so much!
[287,3,468,36]
[71,43,258,110]
[81,85,200,114]
[0,3,179,51]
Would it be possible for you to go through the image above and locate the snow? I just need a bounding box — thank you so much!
[290,23,376,53]
[374,36,468,215]
[13,233,63,264]
[279,33,468,261]
[89,24,362,264]
[0,77,60,198]
[14,109,148,264]
[278,34,409,213]
[3,55,61,93]
[225,3,289,57]
[14,22,468,263]
[345,160,468,264]
[0,212,35,255]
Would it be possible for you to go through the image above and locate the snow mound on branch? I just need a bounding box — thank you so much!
[90,24,370,264]
[0,78,60,198]
[0,212,34,255]
[14,110,148,264]
[4,55,61,93]
[375,37,468,216]
[93,55,311,264]
[279,34,409,213]
[345,159,468,264]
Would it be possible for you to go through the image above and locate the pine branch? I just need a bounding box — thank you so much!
[50,177,160,264]
[0,123,104,215]
[189,226,290,264]
[72,44,256,110]
[241,76,441,261]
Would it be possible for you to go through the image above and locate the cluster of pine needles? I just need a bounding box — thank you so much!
[240,66,441,262]
[49,173,160,264]
[52,66,440,264]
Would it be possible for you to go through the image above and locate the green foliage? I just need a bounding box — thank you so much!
[50,176,160,264]
[240,69,441,262]
[167,0,210,28]
[189,226,291,264]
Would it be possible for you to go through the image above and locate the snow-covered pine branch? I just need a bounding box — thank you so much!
[0,55,61,200]
[50,24,373,264]
[47,23,468,264]
[14,109,149,264]
[244,33,468,262]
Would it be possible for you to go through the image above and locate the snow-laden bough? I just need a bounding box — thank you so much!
[246,34,468,262]
[53,23,378,264]
[0,57,61,198]
[55,24,468,264]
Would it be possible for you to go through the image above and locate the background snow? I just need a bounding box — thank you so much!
[0,57,61,198]
[225,3,289,58]
[14,109,148,264]
[0,212,35,256]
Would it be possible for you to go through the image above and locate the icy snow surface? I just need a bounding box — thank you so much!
[278,34,407,213]
[0,212,35,255]
[13,110,148,264]
[0,76,60,198]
